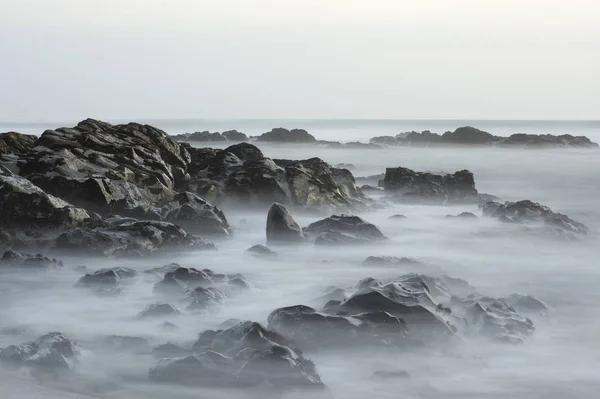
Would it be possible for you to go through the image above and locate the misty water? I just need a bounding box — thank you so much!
[1,136,599,398]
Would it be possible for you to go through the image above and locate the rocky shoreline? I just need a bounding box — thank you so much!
[0,118,593,395]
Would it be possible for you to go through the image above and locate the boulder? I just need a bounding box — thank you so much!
[76,267,137,287]
[256,128,316,143]
[266,203,304,244]
[446,212,479,219]
[0,332,79,370]
[0,251,63,270]
[222,130,248,142]
[185,286,227,310]
[55,217,216,257]
[482,200,588,235]
[0,132,37,155]
[245,244,277,257]
[164,192,231,237]
[304,215,387,244]
[381,167,478,204]
[389,214,407,219]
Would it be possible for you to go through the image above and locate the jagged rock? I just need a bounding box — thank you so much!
[0,166,90,231]
[256,128,316,143]
[501,133,599,148]
[382,167,478,204]
[151,321,325,390]
[76,267,137,287]
[18,119,190,216]
[0,132,37,155]
[54,217,216,256]
[185,286,226,310]
[145,262,182,277]
[482,200,588,235]
[189,131,227,141]
[0,251,63,270]
[304,215,387,245]
[266,203,304,244]
[164,192,230,236]
[362,256,424,267]
[138,304,181,319]
[0,332,79,370]
[245,244,277,257]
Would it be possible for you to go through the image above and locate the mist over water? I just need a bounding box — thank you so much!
[1,127,599,398]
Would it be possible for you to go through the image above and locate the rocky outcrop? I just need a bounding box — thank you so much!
[222,130,248,142]
[0,332,80,371]
[256,128,316,143]
[482,200,589,235]
[266,203,304,244]
[173,130,248,142]
[189,131,227,142]
[245,244,277,257]
[370,126,598,148]
[381,167,478,204]
[0,132,37,155]
[304,215,387,245]
[0,251,64,270]
[76,267,138,287]
[150,321,324,390]
[138,303,181,319]
[188,143,366,212]
[164,192,231,237]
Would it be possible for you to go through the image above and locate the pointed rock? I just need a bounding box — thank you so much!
[266,203,304,244]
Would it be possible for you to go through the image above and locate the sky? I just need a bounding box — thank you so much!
[0,0,599,121]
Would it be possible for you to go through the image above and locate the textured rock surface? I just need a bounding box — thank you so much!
[0,332,80,371]
[304,215,387,244]
[256,128,316,143]
[266,203,304,243]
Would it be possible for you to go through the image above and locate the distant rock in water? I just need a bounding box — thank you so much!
[362,256,424,267]
[266,203,304,244]
[246,244,277,257]
[256,128,316,143]
[369,126,598,148]
[446,212,479,220]
[0,251,63,270]
[222,130,248,142]
[382,167,478,205]
[482,200,589,235]
[190,131,227,142]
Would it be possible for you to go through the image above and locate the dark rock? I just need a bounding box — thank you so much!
[164,267,215,288]
[389,214,407,219]
[55,217,216,256]
[164,192,230,236]
[0,332,79,370]
[0,132,37,155]
[446,212,479,220]
[1,251,63,270]
[382,167,478,204]
[145,262,182,277]
[482,200,588,235]
[362,256,424,267]
[370,136,399,146]
[441,126,498,145]
[76,267,137,287]
[189,131,227,142]
[266,203,304,244]
[185,286,227,310]
[138,304,181,319]
[305,215,387,244]
[222,130,248,142]
[501,133,599,148]
[256,128,316,143]
[245,244,277,257]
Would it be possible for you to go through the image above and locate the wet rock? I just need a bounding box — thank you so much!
[482,200,588,235]
[149,351,236,386]
[382,167,478,204]
[256,128,316,143]
[54,217,216,256]
[76,267,137,287]
[164,267,215,288]
[138,304,182,319]
[266,203,304,244]
[501,133,599,148]
[245,244,277,257]
[305,215,388,244]
[185,286,227,310]
[362,256,424,267]
[164,192,231,237]
[146,262,182,277]
[446,212,479,219]
[0,332,79,370]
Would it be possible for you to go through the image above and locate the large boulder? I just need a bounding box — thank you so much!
[381,167,478,204]
[0,332,80,371]
[0,132,37,155]
[54,217,216,257]
[256,128,316,143]
[304,215,387,244]
[0,166,90,231]
[164,192,231,237]
[482,200,589,235]
[266,203,304,244]
[18,119,190,216]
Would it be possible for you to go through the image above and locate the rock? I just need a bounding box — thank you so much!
[0,251,63,270]
[266,203,304,244]
[138,304,182,319]
[151,321,325,390]
[188,131,227,142]
[145,262,182,277]
[164,192,231,237]
[0,132,37,155]
[222,130,248,142]
[371,370,410,380]
[245,244,277,257]
[55,217,216,256]
[482,200,588,235]
[389,214,407,219]
[105,336,151,353]
[446,212,479,219]
[370,136,399,146]
[164,267,217,288]
[362,256,424,267]
[0,332,79,370]
[256,128,316,143]
[501,133,599,148]
[503,294,548,315]
[304,215,387,244]
[185,286,226,310]
[0,166,90,232]
[382,167,478,204]
[441,126,498,145]
[19,119,190,217]
[335,163,356,170]
[152,343,192,358]
[76,267,137,287]
[360,185,382,192]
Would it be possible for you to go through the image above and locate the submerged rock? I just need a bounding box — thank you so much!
[446,212,479,219]
[0,332,80,371]
[266,203,304,244]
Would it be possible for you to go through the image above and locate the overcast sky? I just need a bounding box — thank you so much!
[0,0,598,121]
